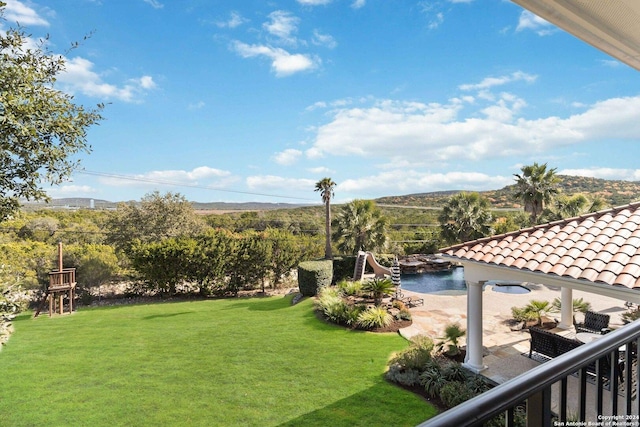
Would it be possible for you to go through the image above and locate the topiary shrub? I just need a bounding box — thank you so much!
[298,260,333,296]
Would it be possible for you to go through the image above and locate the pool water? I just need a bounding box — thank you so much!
[400,267,467,294]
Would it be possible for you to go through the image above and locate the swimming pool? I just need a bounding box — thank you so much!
[400,267,467,294]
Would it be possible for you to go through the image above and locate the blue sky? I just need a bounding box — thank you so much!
[4,0,640,204]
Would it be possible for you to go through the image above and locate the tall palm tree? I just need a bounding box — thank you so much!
[314,177,336,259]
[438,192,493,245]
[513,162,560,224]
[333,199,388,254]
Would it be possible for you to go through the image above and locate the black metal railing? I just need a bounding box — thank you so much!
[419,320,640,426]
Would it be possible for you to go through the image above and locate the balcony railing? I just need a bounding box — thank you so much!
[49,268,76,290]
[419,320,640,426]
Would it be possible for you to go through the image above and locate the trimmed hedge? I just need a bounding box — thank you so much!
[332,255,357,283]
[298,260,333,296]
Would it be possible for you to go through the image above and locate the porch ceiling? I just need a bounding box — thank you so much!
[439,202,640,301]
[511,0,640,71]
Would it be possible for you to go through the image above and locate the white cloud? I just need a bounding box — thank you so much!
[459,71,537,91]
[600,59,621,68]
[47,184,96,198]
[231,41,319,77]
[246,175,316,192]
[216,11,247,28]
[305,94,640,167]
[188,101,206,110]
[312,30,337,49]
[98,167,234,188]
[338,170,512,197]
[351,0,366,9]
[272,149,303,165]
[143,0,163,9]
[516,11,555,35]
[428,13,444,30]
[57,57,156,102]
[308,166,333,174]
[4,0,49,26]
[263,11,299,45]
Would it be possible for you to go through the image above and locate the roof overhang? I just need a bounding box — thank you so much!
[440,256,640,303]
[511,0,640,71]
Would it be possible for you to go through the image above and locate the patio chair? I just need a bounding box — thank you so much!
[575,311,611,334]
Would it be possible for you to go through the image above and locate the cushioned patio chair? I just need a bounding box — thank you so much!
[575,310,610,334]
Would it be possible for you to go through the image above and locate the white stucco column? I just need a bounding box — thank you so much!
[463,281,486,373]
[558,287,573,329]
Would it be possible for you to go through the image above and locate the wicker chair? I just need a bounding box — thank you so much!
[575,311,610,334]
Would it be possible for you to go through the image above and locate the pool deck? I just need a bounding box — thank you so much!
[398,283,629,384]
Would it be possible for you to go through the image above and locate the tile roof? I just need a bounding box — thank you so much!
[440,202,640,290]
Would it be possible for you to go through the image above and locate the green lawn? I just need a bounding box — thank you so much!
[0,296,437,426]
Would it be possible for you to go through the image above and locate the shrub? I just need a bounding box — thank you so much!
[344,304,366,326]
[396,309,412,321]
[332,255,357,282]
[384,364,422,387]
[315,287,347,324]
[386,335,434,383]
[442,363,469,382]
[466,374,491,394]
[622,308,640,324]
[511,306,537,322]
[439,381,474,408]
[0,285,29,320]
[392,299,407,310]
[298,260,333,296]
[357,306,393,329]
[337,279,362,296]
[419,362,446,399]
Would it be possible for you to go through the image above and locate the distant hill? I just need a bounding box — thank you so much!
[20,198,310,212]
[376,175,640,209]
[19,176,640,213]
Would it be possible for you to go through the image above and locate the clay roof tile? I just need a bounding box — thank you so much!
[596,271,617,285]
[564,266,584,279]
[580,268,599,282]
[614,273,639,289]
[549,264,568,276]
[511,258,528,269]
[536,262,553,274]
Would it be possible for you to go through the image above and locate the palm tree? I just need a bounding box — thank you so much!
[314,177,336,259]
[438,192,493,245]
[540,193,607,222]
[513,162,560,224]
[333,199,388,254]
[361,277,395,306]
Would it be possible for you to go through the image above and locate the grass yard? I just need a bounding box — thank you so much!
[0,296,437,426]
